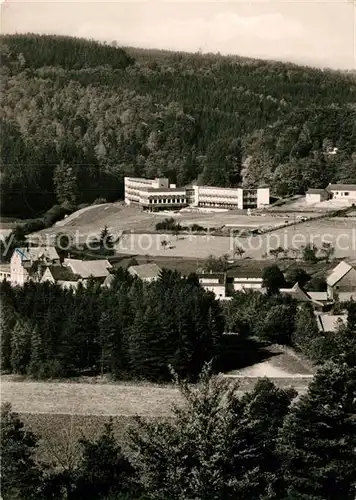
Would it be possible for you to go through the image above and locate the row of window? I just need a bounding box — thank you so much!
[147,198,187,204]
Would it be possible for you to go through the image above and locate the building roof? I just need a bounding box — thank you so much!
[326,261,353,287]
[198,272,226,285]
[327,184,356,192]
[128,263,162,280]
[315,313,347,333]
[306,188,327,194]
[0,264,10,273]
[228,269,263,279]
[307,291,329,302]
[63,258,112,279]
[15,246,59,263]
[280,283,312,302]
[46,266,81,282]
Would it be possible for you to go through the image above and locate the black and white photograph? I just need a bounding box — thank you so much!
[1,1,356,499]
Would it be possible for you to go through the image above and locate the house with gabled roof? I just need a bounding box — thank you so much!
[63,258,112,283]
[326,183,356,203]
[128,263,162,282]
[326,261,356,301]
[10,246,60,286]
[40,265,82,290]
[306,188,328,204]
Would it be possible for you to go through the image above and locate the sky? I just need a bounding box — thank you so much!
[1,0,355,70]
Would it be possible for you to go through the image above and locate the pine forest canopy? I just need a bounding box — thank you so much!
[1,33,356,218]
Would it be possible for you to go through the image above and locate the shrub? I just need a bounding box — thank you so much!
[92,197,107,206]
[21,218,45,233]
[77,203,90,210]
[43,205,67,226]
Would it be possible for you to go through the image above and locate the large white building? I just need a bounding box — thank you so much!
[124,177,170,205]
[124,177,270,211]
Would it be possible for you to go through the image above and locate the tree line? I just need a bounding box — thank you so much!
[2,357,356,500]
[1,34,356,218]
[0,269,223,380]
[1,264,355,380]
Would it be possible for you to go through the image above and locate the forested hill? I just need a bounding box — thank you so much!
[1,34,356,218]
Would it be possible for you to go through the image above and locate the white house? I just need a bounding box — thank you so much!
[197,272,227,299]
[306,188,329,204]
[128,263,162,282]
[232,275,263,292]
[327,184,356,203]
[10,246,60,286]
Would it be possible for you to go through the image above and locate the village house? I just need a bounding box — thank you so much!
[10,246,60,286]
[280,283,326,310]
[40,265,83,290]
[197,271,227,299]
[305,183,356,205]
[327,183,356,203]
[229,270,264,293]
[63,258,112,283]
[326,261,356,301]
[305,188,328,204]
[128,263,162,282]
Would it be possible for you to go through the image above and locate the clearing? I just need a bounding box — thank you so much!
[2,345,313,461]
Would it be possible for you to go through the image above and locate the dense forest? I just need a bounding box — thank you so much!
[0,269,224,380]
[1,266,355,380]
[1,34,356,218]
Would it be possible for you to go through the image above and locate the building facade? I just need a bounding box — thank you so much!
[327,184,356,202]
[306,188,329,204]
[10,247,60,286]
[138,187,188,210]
[124,177,170,205]
[124,177,270,211]
[197,272,227,299]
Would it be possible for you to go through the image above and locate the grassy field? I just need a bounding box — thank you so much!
[114,221,355,260]
[29,203,355,260]
[2,343,313,466]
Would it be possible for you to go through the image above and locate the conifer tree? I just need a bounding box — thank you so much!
[278,360,356,499]
[0,302,17,371]
[130,367,293,500]
[28,325,44,378]
[73,419,136,500]
[1,402,44,500]
[10,319,32,374]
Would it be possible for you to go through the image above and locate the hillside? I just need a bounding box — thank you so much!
[1,34,356,218]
